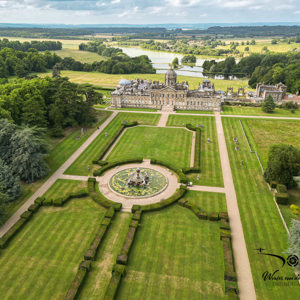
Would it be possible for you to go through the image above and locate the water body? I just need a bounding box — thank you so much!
[120,47,223,78]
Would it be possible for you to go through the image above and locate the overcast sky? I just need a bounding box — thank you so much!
[0,0,299,24]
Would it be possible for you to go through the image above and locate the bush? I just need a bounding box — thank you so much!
[222,238,237,282]
[105,207,115,219]
[103,264,126,300]
[79,260,92,272]
[65,268,87,300]
[277,184,287,193]
[182,167,200,174]
[28,203,40,212]
[219,212,229,221]
[220,219,230,230]
[220,229,231,240]
[84,225,108,260]
[117,227,137,265]
[270,181,277,189]
[209,212,220,221]
[20,210,32,220]
[101,217,111,227]
[130,220,139,228]
[198,212,208,220]
[43,198,53,206]
[90,189,122,210]
[0,218,27,248]
[34,197,44,205]
[275,192,289,205]
[132,185,187,212]
[225,281,239,297]
[93,158,143,176]
[132,210,142,221]
[290,204,300,215]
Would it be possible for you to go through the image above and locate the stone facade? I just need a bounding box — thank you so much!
[255,82,287,101]
[111,68,222,111]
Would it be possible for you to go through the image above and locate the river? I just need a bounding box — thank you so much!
[120,47,223,78]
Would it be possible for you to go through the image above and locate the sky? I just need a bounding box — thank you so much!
[0,0,299,24]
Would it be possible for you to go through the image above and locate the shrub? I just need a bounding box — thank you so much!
[198,212,208,220]
[90,190,122,210]
[88,177,96,182]
[20,210,32,220]
[178,199,188,206]
[220,229,231,240]
[43,198,53,206]
[79,260,91,272]
[209,212,220,221]
[270,181,277,189]
[130,220,139,228]
[101,217,111,227]
[219,212,229,221]
[290,204,300,215]
[222,238,237,282]
[34,197,44,205]
[132,210,142,221]
[117,227,137,265]
[105,207,115,219]
[225,281,239,297]
[28,203,40,212]
[65,268,87,300]
[132,185,187,212]
[277,184,287,193]
[182,167,200,174]
[220,219,230,230]
[103,264,126,300]
[0,218,27,248]
[275,192,289,205]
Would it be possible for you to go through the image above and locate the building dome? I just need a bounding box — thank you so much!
[165,67,177,86]
[118,79,131,86]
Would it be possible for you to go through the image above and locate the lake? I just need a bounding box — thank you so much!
[120,47,223,78]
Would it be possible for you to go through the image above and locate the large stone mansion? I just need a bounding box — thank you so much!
[111,68,288,111]
[111,68,223,111]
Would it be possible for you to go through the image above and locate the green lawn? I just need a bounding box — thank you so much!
[222,106,300,118]
[242,119,300,168]
[117,205,226,300]
[0,197,106,300]
[77,213,131,300]
[39,70,249,90]
[107,126,192,169]
[222,117,299,299]
[114,107,158,112]
[182,190,227,213]
[51,49,105,63]
[167,115,223,187]
[65,113,160,176]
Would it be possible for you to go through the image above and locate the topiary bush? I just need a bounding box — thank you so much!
[277,184,287,193]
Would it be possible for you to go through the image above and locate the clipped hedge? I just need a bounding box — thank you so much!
[84,225,108,260]
[220,219,230,230]
[222,237,237,282]
[65,267,88,300]
[34,197,44,205]
[101,217,111,227]
[0,218,27,249]
[89,189,122,211]
[93,158,143,176]
[209,212,220,221]
[270,181,277,189]
[28,203,40,212]
[132,210,142,221]
[103,264,126,300]
[105,207,115,219]
[277,184,287,193]
[219,212,229,221]
[117,226,137,265]
[275,192,289,205]
[131,185,187,213]
[150,159,188,184]
[51,189,88,207]
[20,210,33,220]
[94,122,138,163]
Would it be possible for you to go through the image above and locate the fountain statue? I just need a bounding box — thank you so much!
[127,168,149,187]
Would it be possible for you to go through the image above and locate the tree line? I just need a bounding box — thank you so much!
[79,40,122,57]
[203,53,300,93]
[0,38,62,52]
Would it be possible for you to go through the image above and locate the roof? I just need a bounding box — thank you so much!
[118,79,131,86]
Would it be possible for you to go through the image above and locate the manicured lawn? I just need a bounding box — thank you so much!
[77,213,131,300]
[65,113,160,175]
[242,119,300,168]
[117,205,226,300]
[167,115,223,187]
[39,70,249,90]
[176,110,214,114]
[222,106,300,118]
[0,197,106,300]
[0,111,111,226]
[107,126,192,169]
[114,107,158,112]
[222,117,299,299]
[182,190,227,213]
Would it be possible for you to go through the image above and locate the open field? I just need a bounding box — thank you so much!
[182,190,227,213]
[39,70,250,90]
[222,106,300,118]
[65,112,160,176]
[52,49,105,63]
[242,119,300,167]
[117,205,226,300]
[222,117,299,299]
[167,115,223,187]
[0,111,112,226]
[107,126,192,169]
[0,197,106,300]
[77,212,131,300]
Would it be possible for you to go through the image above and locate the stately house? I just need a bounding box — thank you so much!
[111,68,222,111]
[255,82,287,101]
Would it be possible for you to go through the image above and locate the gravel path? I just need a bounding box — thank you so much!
[215,112,256,300]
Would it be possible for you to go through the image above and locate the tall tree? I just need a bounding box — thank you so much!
[262,95,276,113]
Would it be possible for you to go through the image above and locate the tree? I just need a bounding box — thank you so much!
[172,57,179,68]
[0,159,20,202]
[10,126,49,183]
[244,46,249,52]
[52,63,61,78]
[287,219,300,273]
[262,95,276,113]
[264,144,300,187]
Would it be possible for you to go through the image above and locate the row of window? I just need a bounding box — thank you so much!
[117,99,216,107]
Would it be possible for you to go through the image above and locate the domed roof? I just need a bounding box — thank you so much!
[118,79,131,86]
